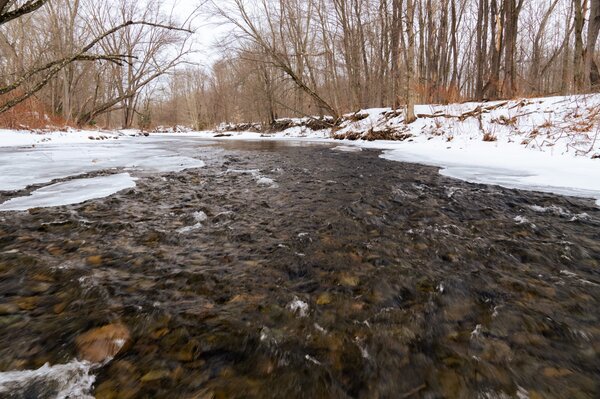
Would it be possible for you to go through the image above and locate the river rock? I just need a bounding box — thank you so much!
[542,367,573,378]
[30,282,51,294]
[0,303,19,315]
[87,255,103,266]
[141,369,171,382]
[339,274,360,287]
[16,296,39,311]
[47,246,65,256]
[53,302,68,314]
[316,292,332,305]
[75,323,131,363]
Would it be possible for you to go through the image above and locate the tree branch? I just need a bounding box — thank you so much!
[0,20,191,115]
[0,0,50,26]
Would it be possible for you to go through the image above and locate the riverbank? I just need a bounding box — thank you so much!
[2,94,600,207]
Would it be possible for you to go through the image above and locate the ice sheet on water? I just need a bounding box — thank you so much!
[379,142,600,208]
[332,145,363,153]
[0,173,136,211]
[126,156,205,173]
[0,360,95,399]
[0,138,206,192]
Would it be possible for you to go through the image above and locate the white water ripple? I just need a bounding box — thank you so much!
[0,360,96,399]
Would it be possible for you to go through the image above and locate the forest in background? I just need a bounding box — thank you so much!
[1,0,600,130]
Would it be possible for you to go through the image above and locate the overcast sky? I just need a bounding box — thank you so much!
[167,0,227,66]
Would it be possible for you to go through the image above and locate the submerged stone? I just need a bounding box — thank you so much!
[75,323,131,363]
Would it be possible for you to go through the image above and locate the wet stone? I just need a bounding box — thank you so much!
[140,369,171,382]
[30,282,51,293]
[15,296,39,311]
[87,255,103,266]
[316,292,333,305]
[75,323,131,363]
[0,303,19,315]
[53,301,68,314]
[542,367,573,378]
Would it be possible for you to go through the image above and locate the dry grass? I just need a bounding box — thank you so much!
[483,132,498,142]
[491,115,518,126]
[347,112,369,122]
[0,93,68,130]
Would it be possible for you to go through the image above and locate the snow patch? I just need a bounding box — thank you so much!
[529,205,570,216]
[0,173,136,211]
[0,128,120,148]
[176,224,202,234]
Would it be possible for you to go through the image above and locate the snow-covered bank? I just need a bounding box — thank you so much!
[0,128,123,147]
[372,140,600,207]
[1,94,599,207]
[193,94,600,206]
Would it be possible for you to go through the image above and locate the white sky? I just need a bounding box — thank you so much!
[167,0,227,66]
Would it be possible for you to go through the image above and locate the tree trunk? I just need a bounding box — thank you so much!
[502,0,522,98]
[475,0,488,100]
[405,0,417,123]
[586,0,600,89]
[574,0,586,92]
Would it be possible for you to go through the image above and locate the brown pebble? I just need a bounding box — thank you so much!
[53,302,68,314]
[542,367,573,378]
[87,256,103,266]
[75,323,131,363]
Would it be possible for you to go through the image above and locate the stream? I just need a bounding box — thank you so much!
[0,139,599,398]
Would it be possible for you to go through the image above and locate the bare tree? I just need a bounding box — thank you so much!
[209,0,339,120]
[0,0,193,121]
[586,0,600,89]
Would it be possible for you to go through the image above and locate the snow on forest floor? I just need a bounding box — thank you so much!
[0,94,599,208]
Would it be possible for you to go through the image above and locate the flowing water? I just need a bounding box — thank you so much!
[0,139,599,398]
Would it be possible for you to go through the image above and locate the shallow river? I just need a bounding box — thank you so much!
[0,139,599,398]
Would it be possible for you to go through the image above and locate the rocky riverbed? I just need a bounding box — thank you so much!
[0,140,599,398]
